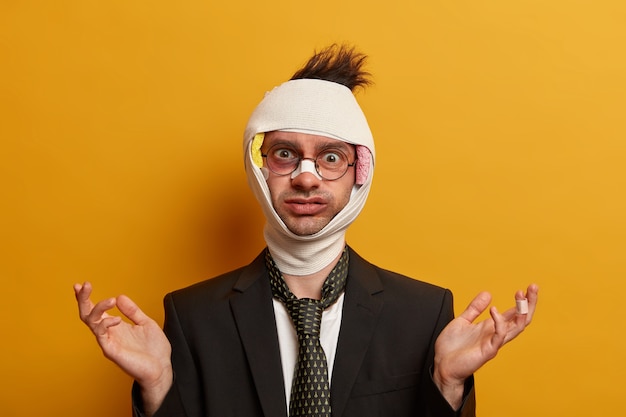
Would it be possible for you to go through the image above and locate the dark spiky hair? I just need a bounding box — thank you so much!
[290,44,372,92]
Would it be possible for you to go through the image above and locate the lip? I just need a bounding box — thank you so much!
[283,197,328,215]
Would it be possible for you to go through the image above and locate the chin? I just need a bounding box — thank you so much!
[285,220,328,236]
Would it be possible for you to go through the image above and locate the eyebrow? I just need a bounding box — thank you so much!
[264,137,354,154]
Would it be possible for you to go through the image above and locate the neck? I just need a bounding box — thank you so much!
[283,250,343,299]
[264,224,348,276]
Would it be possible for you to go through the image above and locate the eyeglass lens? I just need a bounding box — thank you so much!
[264,145,351,180]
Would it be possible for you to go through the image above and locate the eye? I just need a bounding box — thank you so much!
[319,150,345,166]
[272,147,298,161]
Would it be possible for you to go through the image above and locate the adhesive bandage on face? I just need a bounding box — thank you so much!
[516,298,529,314]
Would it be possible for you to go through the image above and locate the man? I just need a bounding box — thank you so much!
[75,44,539,417]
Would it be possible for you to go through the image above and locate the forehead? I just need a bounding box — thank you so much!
[263,131,353,151]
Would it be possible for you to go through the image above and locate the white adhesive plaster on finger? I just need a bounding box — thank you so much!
[516,298,529,314]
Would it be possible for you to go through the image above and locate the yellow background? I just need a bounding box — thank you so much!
[1,1,625,416]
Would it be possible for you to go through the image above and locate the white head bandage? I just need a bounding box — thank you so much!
[244,79,375,275]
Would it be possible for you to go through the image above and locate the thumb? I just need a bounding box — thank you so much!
[459,291,492,323]
[116,295,151,326]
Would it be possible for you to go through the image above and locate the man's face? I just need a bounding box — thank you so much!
[261,131,356,236]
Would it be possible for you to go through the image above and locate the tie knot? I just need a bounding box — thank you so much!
[287,299,324,338]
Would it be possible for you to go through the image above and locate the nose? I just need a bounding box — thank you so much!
[290,159,322,180]
[290,159,322,189]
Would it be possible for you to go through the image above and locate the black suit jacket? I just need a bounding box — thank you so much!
[134,247,476,417]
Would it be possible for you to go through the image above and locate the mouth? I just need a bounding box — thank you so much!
[284,198,327,215]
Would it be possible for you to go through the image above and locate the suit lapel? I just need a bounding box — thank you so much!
[330,248,384,417]
[230,252,288,417]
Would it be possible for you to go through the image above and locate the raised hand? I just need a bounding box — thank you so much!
[74,282,172,415]
[433,284,539,409]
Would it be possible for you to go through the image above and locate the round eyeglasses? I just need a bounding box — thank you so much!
[261,144,357,181]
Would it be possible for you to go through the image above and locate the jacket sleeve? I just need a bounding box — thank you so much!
[132,377,187,417]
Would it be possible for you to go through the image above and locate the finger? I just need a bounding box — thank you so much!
[502,291,532,344]
[499,289,532,330]
[74,282,96,322]
[93,316,123,337]
[514,289,529,316]
[85,297,117,330]
[73,282,84,297]
[505,285,539,323]
[523,283,539,324]
[74,281,92,301]
[490,306,507,350]
[500,287,534,322]
[116,295,152,326]
[459,291,492,323]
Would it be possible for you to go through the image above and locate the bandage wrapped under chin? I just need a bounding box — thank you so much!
[244,79,375,185]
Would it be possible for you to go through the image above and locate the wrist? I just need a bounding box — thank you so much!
[433,365,465,410]
[139,365,173,417]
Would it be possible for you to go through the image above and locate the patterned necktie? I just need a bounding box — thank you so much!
[267,248,349,417]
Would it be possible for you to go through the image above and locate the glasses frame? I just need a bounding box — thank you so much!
[261,144,357,181]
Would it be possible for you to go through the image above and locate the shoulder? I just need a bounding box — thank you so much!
[347,246,453,307]
[166,250,267,304]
